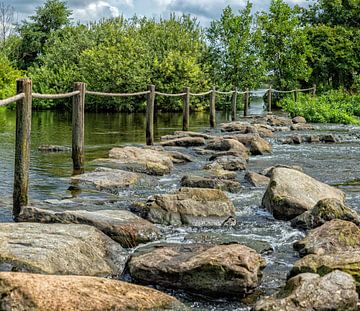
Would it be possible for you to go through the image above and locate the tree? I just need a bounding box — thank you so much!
[0,2,15,46]
[207,3,266,91]
[0,53,23,99]
[257,0,312,90]
[16,0,71,69]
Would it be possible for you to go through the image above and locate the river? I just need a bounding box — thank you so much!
[0,99,359,310]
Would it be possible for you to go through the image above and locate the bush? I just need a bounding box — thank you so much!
[278,90,360,124]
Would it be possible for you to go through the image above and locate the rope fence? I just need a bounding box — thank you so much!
[86,90,150,97]
[155,91,187,97]
[32,91,80,99]
[0,93,25,106]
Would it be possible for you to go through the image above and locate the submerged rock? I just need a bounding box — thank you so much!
[38,145,71,152]
[160,136,205,147]
[181,175,241,193]
[262,168,345,220]
[253,271,358,311]
[293,220,360,256]
[17,207,161,248]
[128,243,266,297]
[0,272,189,311]
[139,187,236,227]
[0,223,127,276]
[291,198,360,230]
[244,172,270,187]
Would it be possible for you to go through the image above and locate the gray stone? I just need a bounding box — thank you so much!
[181,175,241,193]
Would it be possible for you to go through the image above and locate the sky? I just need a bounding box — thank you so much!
[4,0,313,26]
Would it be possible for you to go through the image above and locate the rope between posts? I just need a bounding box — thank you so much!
[32,91,80,99]
[189,90,213,96]
[215,90,235,95]
[0,93,25,106]
[155,91,187,97]
[86,90,150,97]
[236,91,247,95]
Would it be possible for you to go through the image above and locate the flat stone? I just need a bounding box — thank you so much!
[128,243,266,297]
[0,223,127,276]
[17,207,161,248]
[180,175,241,193]
[140,187,236,227]
[290,123,314,131]
[0,272,189,311]
[244,172,270,187]
[205,156,247,171]
[205,138,249,160]
[262,168,345,220]
[225,134,272,155]
[160,136,205,147]
[253,271,358,311]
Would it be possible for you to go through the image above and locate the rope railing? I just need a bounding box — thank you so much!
[0,93,25,106]
[272,87,315,93]
[86,90,150,97]
[215,90,235,95]
[32,91,80,99]
[189,90,213,96]
[155,91,187,97]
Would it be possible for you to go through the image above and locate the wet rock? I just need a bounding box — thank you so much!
[205,138,249,160]
[261,165,304,177]
[166,151,193,163]
[38,145,71,152]
[181,175,241,193]
[205,156,247,171]
[292,135,302,144]
[105,146,174,176]
[292,116,307,124]
[205,167,237,180]
[253,271,358,311]
[291,123,314,131]
[128,243,266,297]
[266,115,293,127]
[140,187,236,227]
[225,134,272,155]
[262,168,345,220]
[0,223,127,276]
[291,198,360,230]
[253,124,274,138]
[160,136,205,147]
[17,207,161,248]
[220,121,252,133]
[245,172,270,187]
[173,130,213,139]
[193,147,216,156]
[289,251,360,291]
[0,272,189,311]
[184,232,273,254]
[71,168,143,191]
[319,134,337,143]
[293,220,360,256]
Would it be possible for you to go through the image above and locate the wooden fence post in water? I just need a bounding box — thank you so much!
[312,84,316,96]
[13,78,32,218]
[231,87,237,121]
[146,84,155,145]
[268,86,272,112]
[243,88,249,117]
[210,87,216,128]
[72,82,86,174]
[183,87,190,131]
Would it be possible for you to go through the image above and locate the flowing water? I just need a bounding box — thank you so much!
[0,99,359,310]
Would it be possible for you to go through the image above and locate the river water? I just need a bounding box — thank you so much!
[0,99,359,310]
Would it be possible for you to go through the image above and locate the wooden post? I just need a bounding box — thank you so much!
[72,82,86,174]
[312,84,316,96]
[182,87,190,131]
[209,87,216,128]
[268,86,272,112]
[146,84,155,145]
[294,89,298,102]
[243,88,249,117]
[231,87,237,121]
[13,78,32,218]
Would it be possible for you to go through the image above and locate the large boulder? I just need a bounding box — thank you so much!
[0,223,127,276]
[262,168,345,220]
[253,271,358,311]
[105,146,174,176]
[293,220,360,256]
[205,156,247,171]
[291,198,360,230]
[160,136,205,147]
[128,243,266,297]
[138,187,236,227]
[220,121,252,133]
[180,175,241,193]
[205,138,249,160]
[292,116,307,124]
[266,115,293,127]
[0,272,189,311]
[226,134,272,155]
[17,207,161,248]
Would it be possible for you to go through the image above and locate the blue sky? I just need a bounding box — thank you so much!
[5,0,313,26]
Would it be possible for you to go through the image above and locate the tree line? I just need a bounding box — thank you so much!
[0,0,359,112]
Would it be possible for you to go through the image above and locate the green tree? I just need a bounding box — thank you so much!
[16,0,71,69]
[257,0,312,90]
[207,3,266,91]
[0,53,23,99]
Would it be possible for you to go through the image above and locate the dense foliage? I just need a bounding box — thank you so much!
[0,0,359,116]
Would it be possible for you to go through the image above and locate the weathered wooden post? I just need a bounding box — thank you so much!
[72,82,86,174]
[183,87,190,131]
[294,89,298,102]
[210,86,216,128]
[146,84,155,145]
[231,87,237,121]
[243,88,249,117]
[312,84,316,96]
[268,86,272,112]
[13,78,32,218]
